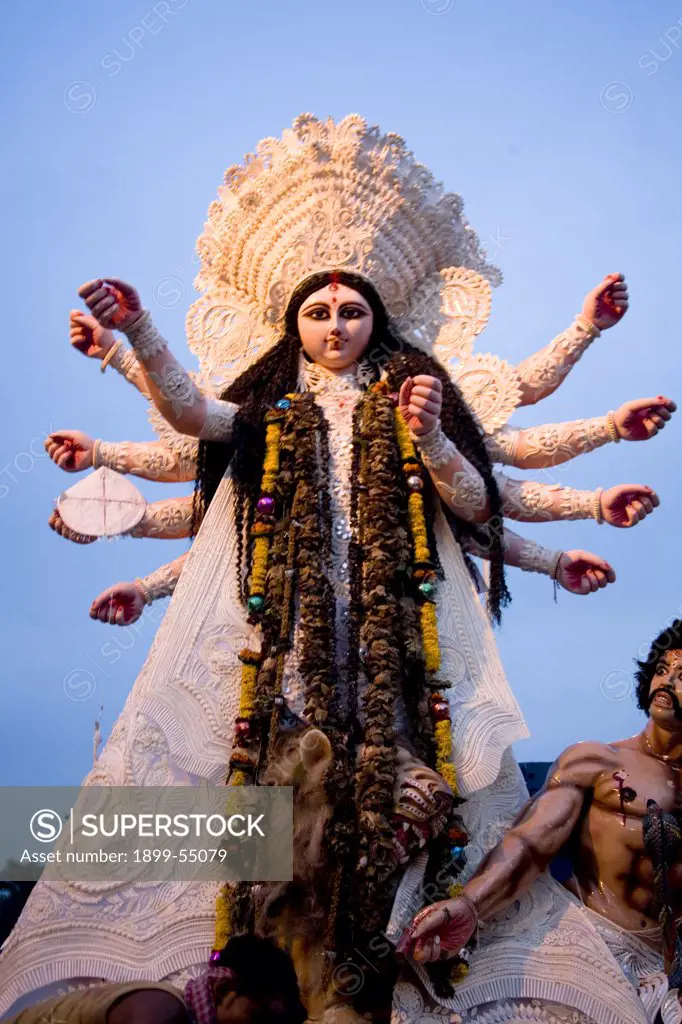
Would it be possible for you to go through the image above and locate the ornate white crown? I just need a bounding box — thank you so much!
[167,114,522,434]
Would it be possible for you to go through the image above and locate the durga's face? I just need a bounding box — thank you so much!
[297,283,374,371]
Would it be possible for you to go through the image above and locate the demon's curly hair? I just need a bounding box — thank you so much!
[634,618,682,714]
[192,270,510,621]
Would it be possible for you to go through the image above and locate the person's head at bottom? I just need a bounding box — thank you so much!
[209,935,307,1024]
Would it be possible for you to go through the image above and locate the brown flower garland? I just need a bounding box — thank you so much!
[216,384,470,998]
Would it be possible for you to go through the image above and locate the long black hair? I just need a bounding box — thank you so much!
[192,270,509,620]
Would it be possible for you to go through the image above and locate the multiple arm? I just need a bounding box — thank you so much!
[461,527,616,595]
[89,553,189,626]
[514,316,600,407]
[127,495,194,539]
[513,273,629,406]
[93,438,197,483]
[412,423,659,530]
[45,432,197,483]
[77,280,238,442]
[50,495,195,544]
[487,396,676,470]
[105,342,151,398]
[487,415,615,469]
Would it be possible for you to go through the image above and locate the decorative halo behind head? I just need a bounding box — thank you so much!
[195,113,500,324]
[180,114,523,433]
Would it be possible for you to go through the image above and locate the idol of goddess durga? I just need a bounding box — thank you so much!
[0,114,675,1024]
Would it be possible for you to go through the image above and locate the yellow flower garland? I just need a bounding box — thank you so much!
[214,410,286,954]
[393,405,459,798]
[420,602,441,673]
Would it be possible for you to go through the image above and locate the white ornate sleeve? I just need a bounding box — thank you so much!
[122,309,238,441]
[412,424,489,522]
[514,316,601,407]
[487,414,616,469]
[106,344,151,399]
[92,439,197,483]
[463,526,563,579]
[135,552,188,603]
[127,495,194,539]
[495,471,600,522]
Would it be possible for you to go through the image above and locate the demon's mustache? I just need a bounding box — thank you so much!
[648,685,682,720]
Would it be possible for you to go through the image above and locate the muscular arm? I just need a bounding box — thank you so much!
[487,416,614,469]
[464,743,615,922]
[119,310,237,441]
[401,743,619,960]
[515,316,600,407]
[93,439,197,483]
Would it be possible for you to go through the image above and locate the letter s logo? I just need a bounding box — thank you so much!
[30,809,63,843]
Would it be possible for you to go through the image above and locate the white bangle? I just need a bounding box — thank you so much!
[124,309,167,360]
[606,411,621,443]
[576,314,602,338]
[100,340,122,373]
[412,423,457,469]
[134,577,153,605]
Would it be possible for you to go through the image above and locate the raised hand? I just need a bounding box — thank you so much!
[399,375,443,436]
[557,550,616,594]
[582,273,629,330]
[48,508,96,545]
[90,582,147,626]
[397,896,477,963]
[613,396,676,441]
[44,430,95,472]
[69,310,116,359]
[601,484,659,528]
[78,278,143,330]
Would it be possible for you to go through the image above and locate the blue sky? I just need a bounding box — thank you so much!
[2,0,681,784]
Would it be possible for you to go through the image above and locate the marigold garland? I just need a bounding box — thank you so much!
[214,384,471,998]
[214,646,263,953]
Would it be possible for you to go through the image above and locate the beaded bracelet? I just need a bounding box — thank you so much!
[606,411,621,444]
[575,314,602,338]
[134,577,153,605]
[592,488,604,524]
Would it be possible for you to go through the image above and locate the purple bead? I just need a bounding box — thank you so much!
[257,496,276,515]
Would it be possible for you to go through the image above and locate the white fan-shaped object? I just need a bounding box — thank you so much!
[450,353,522,434]
[57,467,146,538]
